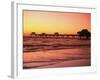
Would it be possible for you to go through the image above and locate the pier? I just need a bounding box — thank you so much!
[29,34,79,39]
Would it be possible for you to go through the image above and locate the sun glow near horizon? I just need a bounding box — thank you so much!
[23,10,91,35]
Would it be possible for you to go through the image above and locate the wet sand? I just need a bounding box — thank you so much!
[23,47,90,69]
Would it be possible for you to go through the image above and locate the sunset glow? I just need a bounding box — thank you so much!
[23,10,91,34]
[23,10,91,69]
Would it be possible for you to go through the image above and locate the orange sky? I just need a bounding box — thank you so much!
[23,10,91,34]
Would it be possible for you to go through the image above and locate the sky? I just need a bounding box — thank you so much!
[23,10,91,35]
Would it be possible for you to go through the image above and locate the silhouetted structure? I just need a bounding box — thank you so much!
[77,29,91,39]
[41,33,46,36]
[54,32,59,36]
[30,32,36,37]
[29,28,91,39]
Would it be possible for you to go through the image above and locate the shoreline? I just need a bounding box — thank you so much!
[24,45,90,52]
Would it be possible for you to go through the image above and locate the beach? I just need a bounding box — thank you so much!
[23,38,90,69]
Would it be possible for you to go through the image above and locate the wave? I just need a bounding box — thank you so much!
[24,44,90,52]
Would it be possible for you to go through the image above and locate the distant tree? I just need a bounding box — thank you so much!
[77,29,91,39]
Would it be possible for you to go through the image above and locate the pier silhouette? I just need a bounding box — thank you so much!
[24,28,91,40]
